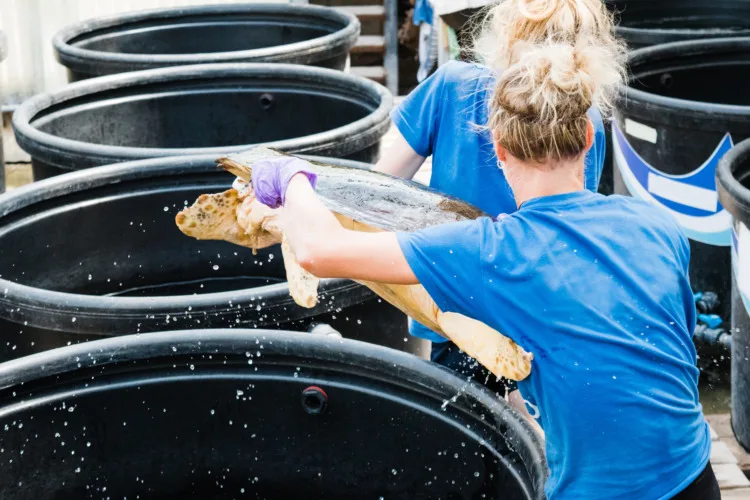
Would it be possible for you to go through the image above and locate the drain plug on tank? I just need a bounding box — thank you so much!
[301,386,329,415]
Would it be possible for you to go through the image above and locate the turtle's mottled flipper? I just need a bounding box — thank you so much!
[177,189,318,309]
[281,235,319,309]
[437,312,533,381]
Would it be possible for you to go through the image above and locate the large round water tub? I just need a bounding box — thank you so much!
[53,3,359,81]
[0,329,547,499]
[613,38,750,322]
[608,1,750,49]
[717,138,750,451]
[0,155,417,362]
[13,63,392,180]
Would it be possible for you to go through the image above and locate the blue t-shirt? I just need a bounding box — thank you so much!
[397,191,710,500]
[393,60,607,343]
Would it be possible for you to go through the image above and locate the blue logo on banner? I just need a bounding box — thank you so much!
[612,123,733,247]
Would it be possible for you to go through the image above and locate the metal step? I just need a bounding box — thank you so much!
[310,0,383,7]
[338,5,385,20]
[309,0,397,94]
[352,35,385,54]
[338,5,385,35]
[350,65,387,84]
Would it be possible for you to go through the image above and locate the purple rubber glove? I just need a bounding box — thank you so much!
[251,157,318,209]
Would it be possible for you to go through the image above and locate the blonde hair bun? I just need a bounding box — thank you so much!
[490,37,624,162]
[474,0,624,80]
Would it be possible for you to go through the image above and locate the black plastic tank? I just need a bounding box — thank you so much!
[0,30,7,193]
[0,330,547,499]
[12,63,392,181]
[717,139,750,452]
[0,155,419,363]
[612,38,750,323]
[607,1,750,49]
[53,3,360,81]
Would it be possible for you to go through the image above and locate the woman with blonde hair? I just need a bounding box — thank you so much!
[375,0,623,420]
[243,35,718,499]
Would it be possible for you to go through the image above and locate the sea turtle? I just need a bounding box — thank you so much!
[176,146,533,381]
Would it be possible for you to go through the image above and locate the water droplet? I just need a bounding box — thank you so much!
[213,265,219,271]
[163,206,169,212]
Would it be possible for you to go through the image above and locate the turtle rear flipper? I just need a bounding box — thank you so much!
[437,312,532,381]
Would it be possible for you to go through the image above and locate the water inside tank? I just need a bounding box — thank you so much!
[31,89,370,149]
[631,62,750,106]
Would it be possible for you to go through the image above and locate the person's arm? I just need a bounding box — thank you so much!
[280,175,419,285]
[375,63,450,179]
[373,129,426,180]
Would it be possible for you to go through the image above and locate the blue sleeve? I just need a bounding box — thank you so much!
[396,219,487,320]
[391,63,452,157]
[584,106,606,192]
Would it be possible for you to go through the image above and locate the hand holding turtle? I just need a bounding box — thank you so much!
[251,157,318,209]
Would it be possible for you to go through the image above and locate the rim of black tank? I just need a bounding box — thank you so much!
[718,138,750,226]
[619,37,750,132]
[12,63,393,170]
[53,3,360,72]
[0,155,375,333]
[0,329,548,498]
[608,1,750,44]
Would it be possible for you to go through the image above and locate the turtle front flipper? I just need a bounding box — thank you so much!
[280,235,320,309]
